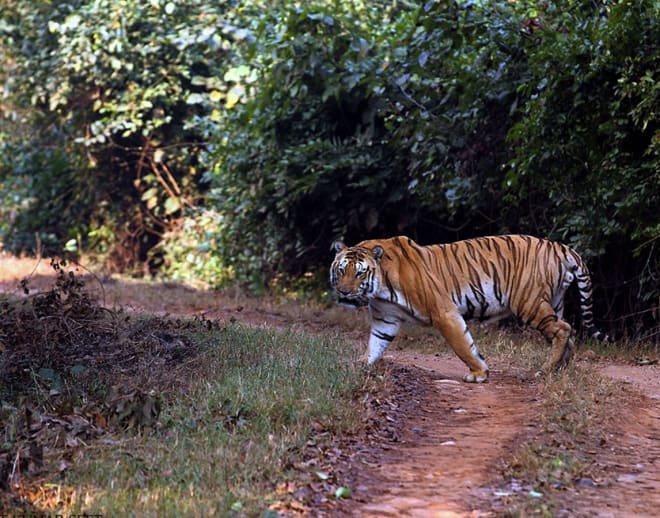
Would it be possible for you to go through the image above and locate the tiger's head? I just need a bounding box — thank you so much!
[330,241,384,308]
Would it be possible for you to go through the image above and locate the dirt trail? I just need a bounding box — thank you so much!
[332,351,660,518]
[587,362,660,516]
[343,352,537,517]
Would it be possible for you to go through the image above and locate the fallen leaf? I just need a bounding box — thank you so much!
[93,413,107,429]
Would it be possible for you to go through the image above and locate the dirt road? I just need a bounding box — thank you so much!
[340,352,535,517]
[332,351,660,517]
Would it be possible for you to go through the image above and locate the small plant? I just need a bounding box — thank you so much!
[1,259,115,385]
[500,363,623,514]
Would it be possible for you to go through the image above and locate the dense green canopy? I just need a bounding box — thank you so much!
[1,0,658,338]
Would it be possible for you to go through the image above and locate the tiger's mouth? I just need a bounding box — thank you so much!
[337,296,368,308]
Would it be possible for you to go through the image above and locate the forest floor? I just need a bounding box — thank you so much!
[1,254,658,517]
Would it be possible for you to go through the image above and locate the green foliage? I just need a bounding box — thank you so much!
[157,209,239,289]
[1,0,658,336]
[0,0,244,264]
[503,0,659,334]
[204,0,413,285]
[202,0,532,284]
[506,0,660,252]
[1,143,92,252]
[195,0,658,335]
[380,1,529,221]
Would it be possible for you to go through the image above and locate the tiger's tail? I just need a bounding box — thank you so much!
[574,260,610,342]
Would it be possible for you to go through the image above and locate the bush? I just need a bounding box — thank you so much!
[202,1,531,282]
[0,0,244,266]
[504,0,659,337]
[201,0,412,286]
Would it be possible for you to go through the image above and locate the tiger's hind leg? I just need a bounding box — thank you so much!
[525,301,574,374]
[434,313,489,383]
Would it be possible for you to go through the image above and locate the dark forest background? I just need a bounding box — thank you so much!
[1,0,658,339]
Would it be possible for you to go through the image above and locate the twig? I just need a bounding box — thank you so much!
[10,448,20,487]
[395,80,436,118]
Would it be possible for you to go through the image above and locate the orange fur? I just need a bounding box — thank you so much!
[330,235,605,381]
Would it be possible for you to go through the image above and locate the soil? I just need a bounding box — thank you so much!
[1,256,659,517]
[331,353,660,518]
[335,352,537,518]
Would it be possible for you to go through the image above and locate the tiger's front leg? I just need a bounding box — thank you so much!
[367,307,402,365]
[434,311,490,383]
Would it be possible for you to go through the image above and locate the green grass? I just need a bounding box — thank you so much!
[3,322,363,516]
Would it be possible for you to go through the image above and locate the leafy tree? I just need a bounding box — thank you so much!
[192,0,531,286]
[1,0,245,266]
[504,0,659,335]
[194,0,412,288]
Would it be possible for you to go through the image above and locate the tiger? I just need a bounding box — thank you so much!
[329,234,608,382]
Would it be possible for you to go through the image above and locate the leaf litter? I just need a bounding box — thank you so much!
[0,260,206,512]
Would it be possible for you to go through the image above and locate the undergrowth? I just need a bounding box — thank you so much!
[0,261,364,515]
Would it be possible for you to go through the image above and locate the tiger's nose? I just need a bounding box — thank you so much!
[337,288,351,296]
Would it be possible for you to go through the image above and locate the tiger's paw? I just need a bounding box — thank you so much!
[463,371,489,383]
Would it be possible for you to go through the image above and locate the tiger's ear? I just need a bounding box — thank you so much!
[372,245,384,262]
[332,241,346,254]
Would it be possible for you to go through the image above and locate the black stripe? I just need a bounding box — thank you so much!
[384,272,397,302]
[537,314,558,332]
[373,316,399,326]
[372,330,395,342]
[463,296,475,320]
